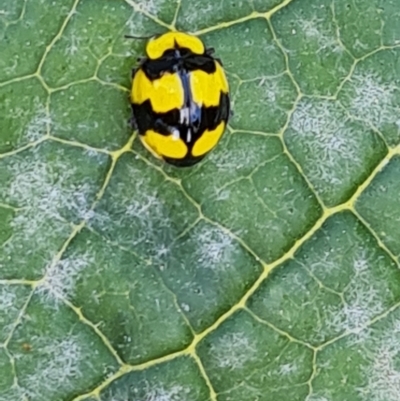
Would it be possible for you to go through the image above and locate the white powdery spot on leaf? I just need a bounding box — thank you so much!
[142,385,188,401]
[124,191,169,248]
[214,188,232,202]
[89,166,173,260]
[125,193,161,221]
[297,15,341,53]
[0,286,19,336]
[125,13,147,39]
[64,32,81,56]
[257,76,296,113]
[36,252,93,305]
[208,146,252,173]
[239,76,293,126]
[208,146,239,171]
[326,251,385,336]
[211,332,257,369]
[135,0,167,15]
[0,286,17,310]
[10,98,52,144]
[359,324,400,401]
[290,99,360,186]
[194,226,237,270]
[307,249,343,277]
[364,346,400,401]
[347,73,399,128]
[307,395,331,401]
[0,386,31,401]
[22,335,85,399]
[113,384,189,401]
[208,135,269,174]
[258,77,282,104]
[278,362,299,376]
[180,3,214,26]
[0,4,15,19]
[4,154,93,260]
[24,104,52,142]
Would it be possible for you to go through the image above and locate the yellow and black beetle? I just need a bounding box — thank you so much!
[127,31,230,167]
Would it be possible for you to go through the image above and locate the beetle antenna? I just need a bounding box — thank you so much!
[124,34,156,40]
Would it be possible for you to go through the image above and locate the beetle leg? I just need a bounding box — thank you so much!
[131,65,143,79]
[129,116,138,129]
[128,116,138,130]
[206,47,215,55]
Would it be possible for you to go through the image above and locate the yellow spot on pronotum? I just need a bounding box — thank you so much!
[146,32,205,59]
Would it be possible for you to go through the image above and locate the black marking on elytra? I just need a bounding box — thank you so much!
[163,154,205,167]
[140,48,216,80]
[131,91,230,147]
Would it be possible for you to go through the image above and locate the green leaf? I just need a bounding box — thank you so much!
[1,0,400,400]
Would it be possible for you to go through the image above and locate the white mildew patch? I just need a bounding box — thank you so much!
[112,384,188,401]
[307,395,331,401]
[134,0,168,15]
[124,191,168,246]
[207,146,246,172]
[326,251,385,336]
[346,73,398,128]
[289,99,360,187]
[210,332,257,369]
[277,362,299,376]
[0,4,15,20]
[89,166,174,259]
[194,225,237,270]
[262,78,280,104]
[259,269,306,313]
[141,384,188,401]
[125,193,162,221]
[214,188,232,202]
[3,152,94,263]
[8,98,51,144]
[35,252,94,305]
[0,286,19,339]
[258,76,289,107]
[23,335,85,400]
[207,135,274,176]
[24,103,52,142]
[359,322,400,401]
[124,13,148,39]
[179,3,213,27]
[0,386,30,401]
[305,241,343,271]
[296,15,341,54]
[2,58,19,76]
[353,39,370,52]
[0,286,16,310]
[64,32,82,56]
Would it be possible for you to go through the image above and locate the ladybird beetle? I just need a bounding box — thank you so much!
[128,31,230,167]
